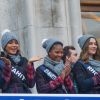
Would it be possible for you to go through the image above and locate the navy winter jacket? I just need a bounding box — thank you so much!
[0,55,35,93]
[72,61,100,94]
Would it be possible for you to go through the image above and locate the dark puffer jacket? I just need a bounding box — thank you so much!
[36,64,76,94]
[72,60,100,94]
[0,54,35,93]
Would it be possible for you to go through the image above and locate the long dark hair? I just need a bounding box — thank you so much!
[80,38,100,63]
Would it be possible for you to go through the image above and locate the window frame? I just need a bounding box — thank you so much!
[80,0,100,12]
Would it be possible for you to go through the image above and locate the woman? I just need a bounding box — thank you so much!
[73,34,100,93]
[36,38,75,93]
[0,31,35,93]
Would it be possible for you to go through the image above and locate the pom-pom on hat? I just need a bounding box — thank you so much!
[42,38,63,53]
[1,29,19,50]
[78,34,95,49]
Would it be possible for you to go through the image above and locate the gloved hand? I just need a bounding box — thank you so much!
[92,73,100,86]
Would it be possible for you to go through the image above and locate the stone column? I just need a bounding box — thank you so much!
[23,0,37,58]
[23,0,73,60]
[68,0,82,52]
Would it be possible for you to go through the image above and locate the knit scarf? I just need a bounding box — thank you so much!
[89,58,100,72]
[8,54,21,65]
[44,56,76,93]
[44,56,64,76]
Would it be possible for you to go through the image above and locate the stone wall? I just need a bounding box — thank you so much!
[0,0,72,58]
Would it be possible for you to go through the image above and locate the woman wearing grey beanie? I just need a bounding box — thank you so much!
[0,30,36,93]
[36,38,76,93]
[72,34,100,93]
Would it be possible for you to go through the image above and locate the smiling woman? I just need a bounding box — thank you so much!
[36,38,76,94]
[72,34,100,93]
[0,30,36,93]
[5,40,19,55]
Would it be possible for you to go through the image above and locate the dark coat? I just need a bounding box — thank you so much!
[36,65,66,94]
[72,60,100,94]
[0,54,35,93]
[36,64,76,94]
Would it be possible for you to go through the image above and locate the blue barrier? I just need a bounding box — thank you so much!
[0,95,100,100]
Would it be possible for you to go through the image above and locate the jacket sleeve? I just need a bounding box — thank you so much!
[64,75,76,93]
[0,65,11,90]
[72,62,94,93]
[0,69,6,88]
[36,69,64,93]
[25,64,36,88]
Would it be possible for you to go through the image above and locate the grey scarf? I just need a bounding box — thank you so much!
[9,54,21,64]
[89,58,100,72]
[44,56,64,76]
[4,51,21,64]
[44,56,68,93]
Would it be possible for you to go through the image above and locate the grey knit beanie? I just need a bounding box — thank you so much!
[1,31,19,50]
[78,34,95,49]
[42,38,63,53]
